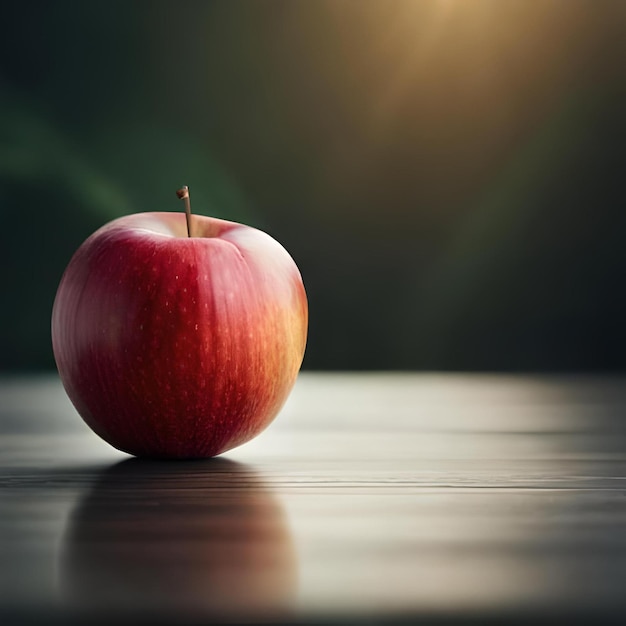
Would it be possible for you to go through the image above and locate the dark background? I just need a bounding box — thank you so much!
[1,0,624,372]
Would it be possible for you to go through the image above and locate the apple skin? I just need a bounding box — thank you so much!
[51,212,307,458]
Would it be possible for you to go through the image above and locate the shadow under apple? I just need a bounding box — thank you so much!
[59,457,297,623]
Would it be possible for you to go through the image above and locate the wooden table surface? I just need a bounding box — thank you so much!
[1,372,625,625]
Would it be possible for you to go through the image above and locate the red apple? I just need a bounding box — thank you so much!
[51,207,307,458]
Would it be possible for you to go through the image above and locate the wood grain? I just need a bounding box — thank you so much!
[1,373,625,624]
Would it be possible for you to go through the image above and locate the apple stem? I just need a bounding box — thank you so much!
[176,186,193,237]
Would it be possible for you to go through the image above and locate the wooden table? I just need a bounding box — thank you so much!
[1,373,625,624]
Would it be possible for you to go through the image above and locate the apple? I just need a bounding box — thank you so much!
[51,191,307,458]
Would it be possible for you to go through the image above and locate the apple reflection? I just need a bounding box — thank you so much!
[59,458,297,621]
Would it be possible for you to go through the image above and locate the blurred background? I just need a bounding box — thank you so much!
[0,0,624,373]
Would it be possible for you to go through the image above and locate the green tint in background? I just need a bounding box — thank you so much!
[1,0,625,371]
